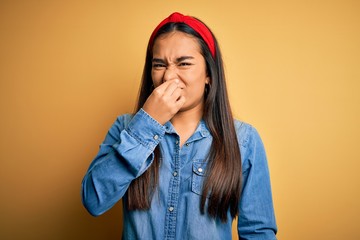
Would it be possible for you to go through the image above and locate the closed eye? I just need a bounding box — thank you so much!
[177,56,194,68]
[152,63,166,68]
[152,58,166,69]
[178,62,192,66]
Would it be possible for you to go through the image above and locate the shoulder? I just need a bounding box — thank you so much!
[234,119,268,171]
[234,119,263,148]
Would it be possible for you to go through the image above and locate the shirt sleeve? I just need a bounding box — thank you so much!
[237,124,278,240]
[81,109,165,216]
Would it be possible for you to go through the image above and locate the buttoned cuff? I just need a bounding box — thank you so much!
[126,108,166,151]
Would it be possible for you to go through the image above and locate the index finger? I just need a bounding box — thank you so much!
[153,79,179,94]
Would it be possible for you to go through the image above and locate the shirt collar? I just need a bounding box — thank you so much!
[164,119,211,142]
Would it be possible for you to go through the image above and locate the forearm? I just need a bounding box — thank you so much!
[81,109,165,216]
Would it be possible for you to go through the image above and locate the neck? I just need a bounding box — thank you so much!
[171,103,203,126]
[171,103,204,146]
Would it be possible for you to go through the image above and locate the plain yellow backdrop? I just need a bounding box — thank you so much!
[1,1,359,239]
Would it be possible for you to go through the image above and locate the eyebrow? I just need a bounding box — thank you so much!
[152,56,194,63]
[176,56,194,62]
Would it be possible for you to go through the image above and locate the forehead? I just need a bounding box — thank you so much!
[152,31,202,57]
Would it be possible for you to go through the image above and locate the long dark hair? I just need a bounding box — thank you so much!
[127,20,242,222]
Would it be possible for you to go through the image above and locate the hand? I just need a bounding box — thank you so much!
[143,79,186,125]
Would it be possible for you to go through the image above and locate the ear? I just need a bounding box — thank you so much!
[205,76,210,84]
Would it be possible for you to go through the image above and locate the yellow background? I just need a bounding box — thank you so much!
[1,1,359,239]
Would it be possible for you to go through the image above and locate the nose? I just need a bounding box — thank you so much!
[162,65,178,83]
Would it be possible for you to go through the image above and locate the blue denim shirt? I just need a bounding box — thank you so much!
[82,109,277,240]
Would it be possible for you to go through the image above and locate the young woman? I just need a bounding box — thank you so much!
[82,12,277,240]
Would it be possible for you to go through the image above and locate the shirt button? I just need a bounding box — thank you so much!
[153,135,159,140]
[168,206,174,212]
[185,143,190,146]
[175,140,179,145]
[198,168,203,173]
[173,171,178,177]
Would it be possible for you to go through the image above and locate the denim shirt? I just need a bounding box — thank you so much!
[82,109,277,240]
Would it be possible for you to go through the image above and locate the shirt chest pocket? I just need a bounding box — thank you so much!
[191,160,209,197]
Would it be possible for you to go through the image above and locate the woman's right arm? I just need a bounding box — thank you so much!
[81,109,165,216]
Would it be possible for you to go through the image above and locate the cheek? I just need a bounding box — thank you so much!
[151,70,163,87]
[186,70,208,89]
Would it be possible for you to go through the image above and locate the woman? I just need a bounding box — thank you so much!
[82,12,277,239]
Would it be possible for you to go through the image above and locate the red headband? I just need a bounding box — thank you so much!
[149,12,216,58]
